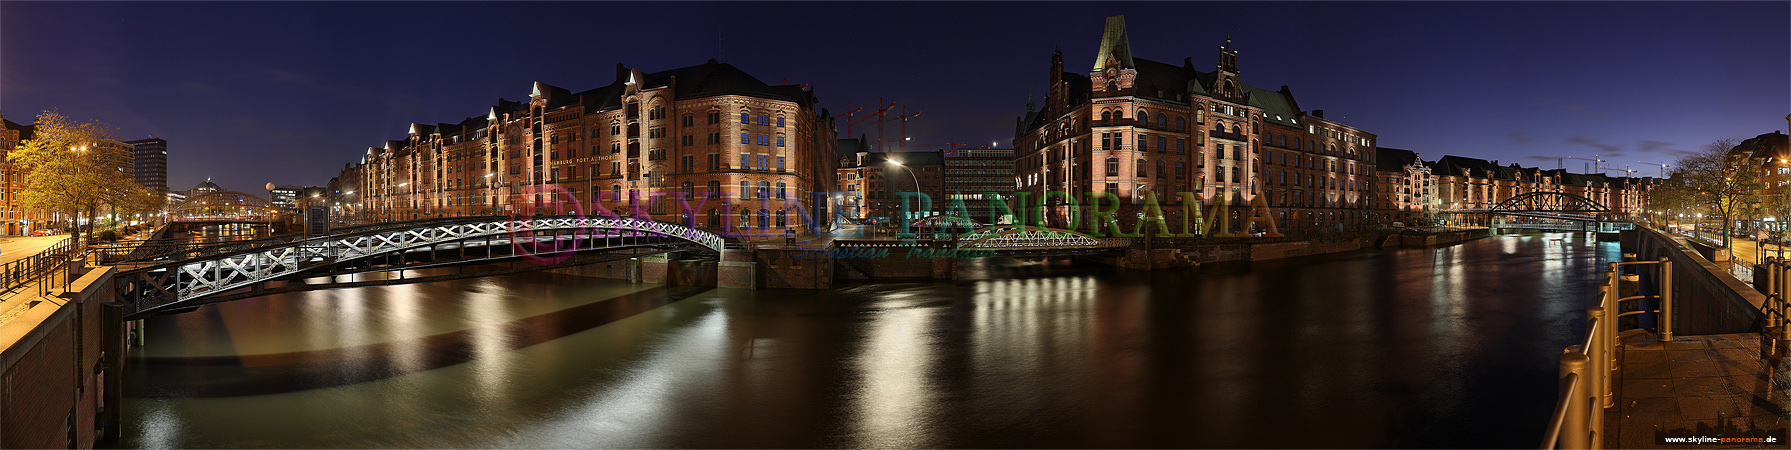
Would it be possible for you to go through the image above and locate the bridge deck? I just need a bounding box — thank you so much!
[1608,331,1788,448]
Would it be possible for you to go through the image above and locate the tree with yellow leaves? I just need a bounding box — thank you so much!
[6,111,135,247]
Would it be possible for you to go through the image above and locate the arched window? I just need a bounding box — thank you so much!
[1175,162,1186,179]
[1157,115,1167,128]
[1101,110,1112,122]
[707,208,719,227]
[776,182,786,199]
[1176,117,1186,131]
[758,209,770,229]
[682,181,694,199]
[1157,161,1167,178]
[1137,111,1149,126]
[776,210,787,228]
[1106,157,1120,176]
[741,181,751,198]
[757,181,770,199]
[707,180,721,198]
[611,185,622,202]
[1137,159,1147,177]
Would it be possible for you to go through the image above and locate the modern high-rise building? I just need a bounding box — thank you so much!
[1014,15,1378,234]
[344,60,839,235]
[943,147,1015,225]
[125,137,169,194]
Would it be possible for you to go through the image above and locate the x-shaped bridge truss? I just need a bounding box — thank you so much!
[114,216,723,317]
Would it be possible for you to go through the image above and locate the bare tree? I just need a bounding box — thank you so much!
[1645,175,1695,229]
[1673,138,1758,248]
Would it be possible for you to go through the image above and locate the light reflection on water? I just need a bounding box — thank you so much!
[122,232,1617,448]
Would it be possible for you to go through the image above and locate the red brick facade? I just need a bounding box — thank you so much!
[346,61,838,236]
[1015,16,1378,234]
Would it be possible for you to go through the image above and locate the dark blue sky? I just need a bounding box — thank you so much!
[3,2,1785,192]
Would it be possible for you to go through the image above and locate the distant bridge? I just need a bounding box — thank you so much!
[835,225,1129,256]
[1440,191,1634,230]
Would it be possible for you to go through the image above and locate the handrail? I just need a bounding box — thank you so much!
[1757,257,1791,354]
[0,238,81,296]
[89,216,513,264]
[1541,254,1673,449]
[1540,373,1581,449]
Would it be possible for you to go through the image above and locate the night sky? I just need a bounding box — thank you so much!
[3,2,1785,193]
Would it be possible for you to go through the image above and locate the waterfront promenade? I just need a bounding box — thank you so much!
[1611,332,1788,448]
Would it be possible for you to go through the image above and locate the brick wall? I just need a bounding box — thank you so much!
[1,318,73,449]
[1,267,115,449]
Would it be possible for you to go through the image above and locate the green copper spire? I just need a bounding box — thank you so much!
[1092,15,1134,72]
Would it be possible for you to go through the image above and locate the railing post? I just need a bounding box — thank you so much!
[1560,350,1591,449]
[1588,306,1611,415]
[1769,258,1782,333]
[1660,257,1674,342]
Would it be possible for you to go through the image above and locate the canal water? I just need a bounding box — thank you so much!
[121,232,1617,448]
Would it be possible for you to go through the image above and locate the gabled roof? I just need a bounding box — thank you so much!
[1376,147,1419,172]
[568,60,811,115]
[1732,131,1790,162]
[3,116,35,140]
[1241,83,1300,128]
[1131,58,1188,102]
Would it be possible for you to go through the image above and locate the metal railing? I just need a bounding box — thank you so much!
[1749,258,1791,351]
[1541,255,1672,449]
[87,215,503,265]
[1,238,81,296]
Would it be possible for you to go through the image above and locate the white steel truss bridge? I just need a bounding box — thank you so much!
[113,216,724,319]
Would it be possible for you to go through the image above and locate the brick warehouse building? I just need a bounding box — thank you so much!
[345,60,838,235]
[1,113,36,235]
[1014,16,1378,235]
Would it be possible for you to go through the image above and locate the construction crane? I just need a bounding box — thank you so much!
[830,105,864,136]
[838,99,923,152]
[1565,155,1605,174]
[873,106,922,152]
[1637,161,1671,178]
[842,99,897,142]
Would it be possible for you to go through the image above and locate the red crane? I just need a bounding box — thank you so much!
[830,105,864,136]
[875,106,922,152]
[836,98,923,152]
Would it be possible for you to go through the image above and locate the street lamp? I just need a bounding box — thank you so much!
[888,159,923,227]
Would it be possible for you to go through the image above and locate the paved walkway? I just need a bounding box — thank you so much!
[1612,331,1790,448]
[0,235,70,266]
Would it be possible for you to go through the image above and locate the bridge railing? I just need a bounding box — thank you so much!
[89,216,514,265]
[1541,256,1672,449]
[1,238,80,296]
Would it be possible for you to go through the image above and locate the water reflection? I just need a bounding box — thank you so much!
[125,233,1617,448]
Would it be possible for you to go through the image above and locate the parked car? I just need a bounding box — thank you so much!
[28,229,54,236]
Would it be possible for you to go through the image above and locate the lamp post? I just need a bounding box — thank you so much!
[69,144,89,246]
[888,158,923,234]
